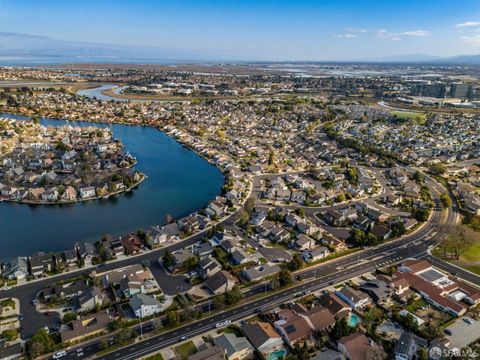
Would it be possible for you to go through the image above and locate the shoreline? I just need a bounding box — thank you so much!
[0,173,147,206]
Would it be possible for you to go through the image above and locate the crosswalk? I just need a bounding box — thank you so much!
[376,256,403,267]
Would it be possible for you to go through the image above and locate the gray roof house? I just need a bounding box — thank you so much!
[243,265,280,282]
[213,333,254,360]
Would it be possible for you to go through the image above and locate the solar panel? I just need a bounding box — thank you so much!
[419,269,444,282]
[285,324,296,334]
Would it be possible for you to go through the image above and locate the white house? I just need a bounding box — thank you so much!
[129,294,162,318]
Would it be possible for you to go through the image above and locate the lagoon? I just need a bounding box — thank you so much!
[0,113,224,261]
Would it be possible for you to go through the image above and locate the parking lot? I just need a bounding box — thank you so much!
[445,317,480,349]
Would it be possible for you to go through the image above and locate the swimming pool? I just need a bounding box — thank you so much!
[348,313,362,327]
[267,349,287,360]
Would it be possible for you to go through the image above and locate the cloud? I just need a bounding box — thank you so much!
[334,33,358,39]
[345,28,367,33]
[460,34,480,44]
[455,21,480,28]
[376,29,429,41]
[400,30,430,37]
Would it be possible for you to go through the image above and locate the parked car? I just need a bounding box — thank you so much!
[52,350,66,359]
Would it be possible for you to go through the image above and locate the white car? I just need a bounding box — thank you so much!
[215,323,223,328]
[52,350,67,359]
[223,320,231,326]
[3,286,11,290]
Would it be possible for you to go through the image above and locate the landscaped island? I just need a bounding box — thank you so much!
[0,117,145,204]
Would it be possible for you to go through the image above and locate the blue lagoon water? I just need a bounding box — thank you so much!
[0,113,224,260]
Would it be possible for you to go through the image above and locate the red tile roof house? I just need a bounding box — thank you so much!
[394,259,480,316]
[337,333,373,360]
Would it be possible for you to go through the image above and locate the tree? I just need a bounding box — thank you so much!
[278,269,294,287]
[288,253,304,271]
[331,317,351,339]
[440,193,452,208]
[412,170,424,183]
[27,329,55,358]
[430,163,446,176]
[295,208,305,218]
[184,256,199,271]
[336,193,346,203]
[244,198,255,215]
[62,311,77,324]
[164,310,180,327]
[162,249,174,269]
[417,348,429,360]
[224,285,243,305]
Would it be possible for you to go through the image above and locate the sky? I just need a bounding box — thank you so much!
[1,0,480,61]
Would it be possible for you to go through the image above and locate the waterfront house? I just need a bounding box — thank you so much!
[79,186,96,199]
[2,257,28,280]
[213,333,254,360]
[121,234,143,255]
[61,186,77,201]
[29,252,54,278]
[41,188,58,202]
[26,187,45,202]
[241,322,284,358]
[129,293,162,318]
[76,242,99,263]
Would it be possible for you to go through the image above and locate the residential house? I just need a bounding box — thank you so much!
[213,333,254,360]
[295,304,336,332]
[60,310,113,343]
[73,286,106,313]
[243,264,280,282]
[318,292,351,320]
[204,270,237,295]
[241,322,284,358]
[302,247,330,263]
[29,252,54,278]
[198,257,222,280]
[335,286,371,309]
[274,309,312,348]
[188,345,225,360]
[394,331,422,360]
[294,234,316,251]
[121,234,143,255]
[337,333,372,360]
[359,279,391,303]
[129,294,162,318]
[79,186,96,199]
[2,257,28,280]
[369,224,392,241]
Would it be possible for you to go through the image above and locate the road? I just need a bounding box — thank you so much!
[4,168,467,359]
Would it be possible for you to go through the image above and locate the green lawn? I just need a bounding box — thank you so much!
[144,354,164,360]
[459,242,480,263]
[392,111,426,124]
[174,341,197,359]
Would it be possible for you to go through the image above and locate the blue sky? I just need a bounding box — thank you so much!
[1,0,480,60]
